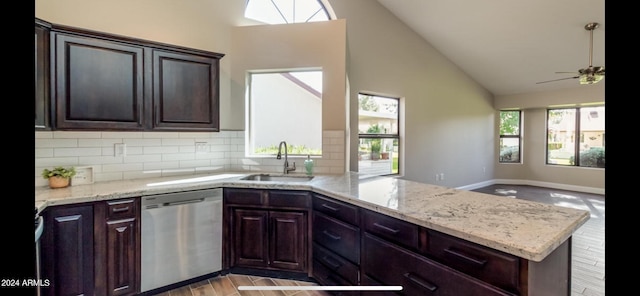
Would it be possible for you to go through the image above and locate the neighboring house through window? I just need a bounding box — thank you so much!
[358,93,400,176]
[499,110,521,163]
[247,70,323,156]
[547,106,605,168]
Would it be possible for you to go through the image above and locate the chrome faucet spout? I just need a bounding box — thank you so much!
[277,141,296,174]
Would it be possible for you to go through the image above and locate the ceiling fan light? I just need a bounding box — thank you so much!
[579,74,604,85]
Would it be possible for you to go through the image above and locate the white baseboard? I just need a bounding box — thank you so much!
[457,179,605,195]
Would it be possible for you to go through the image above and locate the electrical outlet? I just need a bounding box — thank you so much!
[114,143,126,157]
[440,173,445,180]
[435,174,439,181]
[72,166,94,185]
[195,142,209,153]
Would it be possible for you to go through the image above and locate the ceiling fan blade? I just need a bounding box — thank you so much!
[537,23,604,86]
[536,76,580,84]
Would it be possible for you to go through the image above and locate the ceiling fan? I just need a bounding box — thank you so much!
[536,22,604,85]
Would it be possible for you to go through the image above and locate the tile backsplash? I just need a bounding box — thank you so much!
[35,130,345,187]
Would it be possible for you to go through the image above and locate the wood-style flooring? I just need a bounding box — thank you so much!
[153,273,331,296]
[157,184,605,296]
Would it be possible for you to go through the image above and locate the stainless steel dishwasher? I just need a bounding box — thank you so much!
[140,188,223,293]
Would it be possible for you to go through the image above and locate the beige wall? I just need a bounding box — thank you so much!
[329,0,497,187]
[493,85,605,191]
[229,20,347,130]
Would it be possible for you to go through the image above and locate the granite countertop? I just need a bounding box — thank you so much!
[35,171,590,262]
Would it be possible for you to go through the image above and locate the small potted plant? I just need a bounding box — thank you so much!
[42,166,76,189]
[370,140,381,160]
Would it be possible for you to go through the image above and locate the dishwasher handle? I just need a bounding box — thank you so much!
[164,198,205,207]
[142,188,223,209]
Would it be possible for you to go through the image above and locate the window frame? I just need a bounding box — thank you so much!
[546,106,605,168]
[499,110,522,164]
[244,0,331,24]
[246,69,323,158]
[357,93,400,176]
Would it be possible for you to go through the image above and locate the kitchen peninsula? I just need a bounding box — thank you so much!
[35,172,589,295]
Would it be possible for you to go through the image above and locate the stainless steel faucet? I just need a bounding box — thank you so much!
[277,141,296,174]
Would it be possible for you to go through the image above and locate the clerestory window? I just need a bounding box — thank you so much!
[244,0,330,24]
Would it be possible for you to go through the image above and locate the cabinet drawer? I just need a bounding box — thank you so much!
[313,242,359,285]
[224,188,265,205]
[312,258,360,296]
[362,210,419,251]
[313,194,359,225]
[313,212,360,264]
[424,230,521,294]
[269,190,311,209]
[363,233,515,296]
[105,198,137,220]
[359,275,397,296]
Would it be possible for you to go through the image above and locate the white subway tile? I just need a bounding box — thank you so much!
[102,132,144,138]
[55,147,102,157]
[144,161,180,170]
[36,138,78,148]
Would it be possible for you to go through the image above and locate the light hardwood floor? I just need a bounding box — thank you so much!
[157,185,605,296]
[153,273,331,296]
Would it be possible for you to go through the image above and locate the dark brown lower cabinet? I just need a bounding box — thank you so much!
[41,199,141,296]
[41,203,95,296]
[232,208,307,272]
[362,233,516,296]
[94,198,141,296]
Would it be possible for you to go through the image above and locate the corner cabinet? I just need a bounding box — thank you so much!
[47,20,224,131]
[150,49,220,131]
[223,188,311,274]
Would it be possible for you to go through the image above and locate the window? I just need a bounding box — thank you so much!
[247,70,322,156]
[499,110,521,163]
[547,106,605,168]
[244,0,330,24]
[358,93,399,176]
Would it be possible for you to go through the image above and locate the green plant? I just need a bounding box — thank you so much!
[370,140,381,153]
[42,166,77,179]
[569,147,605,168]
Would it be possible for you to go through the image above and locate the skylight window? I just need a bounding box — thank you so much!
[244,0,330,24]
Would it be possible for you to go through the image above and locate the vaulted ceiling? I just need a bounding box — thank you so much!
[375,0,605,96]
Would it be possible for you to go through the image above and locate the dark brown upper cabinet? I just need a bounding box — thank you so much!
[35,18,51,130]
[52,31,145,130]
[151,50,220,131]
[47,20,224,131]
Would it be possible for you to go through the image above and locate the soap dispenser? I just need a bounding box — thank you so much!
[304,155,314,176]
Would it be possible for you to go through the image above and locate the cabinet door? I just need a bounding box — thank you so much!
[35,19,50,129]
[269,211,307,272]
[152,49,220,131]
[53,32,145,130]
[95,198,140,296]
[104,219,138,296]
[233,209,269,268]
[41,204,94,296]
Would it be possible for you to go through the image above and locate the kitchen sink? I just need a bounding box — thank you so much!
[240,174,314,182]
